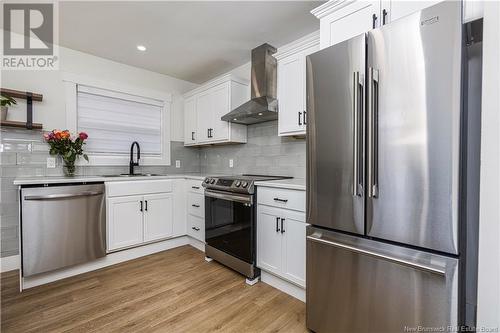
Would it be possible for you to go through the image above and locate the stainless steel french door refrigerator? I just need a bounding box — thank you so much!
[305,2,482,332]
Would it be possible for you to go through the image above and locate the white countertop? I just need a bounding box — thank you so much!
[254,178,306,191]
[13,174,207,186]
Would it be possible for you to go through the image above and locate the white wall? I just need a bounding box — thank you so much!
[477,0,500,328]
[1,45,198,141]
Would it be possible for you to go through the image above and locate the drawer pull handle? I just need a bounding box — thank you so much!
[273,198,288,203]
[192,226,200,231]
[192,204,200,208]
[192,186,200,189]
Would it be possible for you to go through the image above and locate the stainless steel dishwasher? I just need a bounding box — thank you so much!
[21,183,106,277]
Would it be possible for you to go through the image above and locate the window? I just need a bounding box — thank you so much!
[77,85,163,155]
[64,75,171,165]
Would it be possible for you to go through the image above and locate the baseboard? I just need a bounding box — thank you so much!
[261,271,306,302]
[22,236,190,290]
[1,254,20,273]
[188,237,205,252]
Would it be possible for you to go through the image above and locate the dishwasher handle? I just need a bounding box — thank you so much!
[24,191,104,201]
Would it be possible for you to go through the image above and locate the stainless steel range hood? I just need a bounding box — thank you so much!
[221,43,278,125]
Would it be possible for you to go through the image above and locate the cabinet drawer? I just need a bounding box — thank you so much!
[188,193,205,218]
[186,179,204,194]
[187,214,205,242]
[106,180,172,197]
[257,186,306,212]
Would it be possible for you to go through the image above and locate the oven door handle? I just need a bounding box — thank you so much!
[204,189,253,205]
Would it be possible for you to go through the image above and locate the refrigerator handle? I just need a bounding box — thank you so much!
[352,72,359,196]
[306,235,446,276]
[352,72,364,197]
[368,68,379,198]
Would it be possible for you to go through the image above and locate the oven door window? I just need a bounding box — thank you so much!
[205,196,253,263]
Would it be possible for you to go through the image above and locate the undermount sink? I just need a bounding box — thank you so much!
[103,173,163,177]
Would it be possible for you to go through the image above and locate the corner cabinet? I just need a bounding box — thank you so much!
[183,74,249,146]
[276,31,319,137]
[311,0,483,49]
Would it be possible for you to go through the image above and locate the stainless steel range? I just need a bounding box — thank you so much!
[202,174,291,283]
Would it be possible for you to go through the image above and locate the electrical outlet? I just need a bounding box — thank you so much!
[175,160,181,168]
[229,159,234,168]
[46,157,56,168]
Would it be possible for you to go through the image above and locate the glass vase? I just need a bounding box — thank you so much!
[63,159,76,176]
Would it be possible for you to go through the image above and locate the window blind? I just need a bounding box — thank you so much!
[77,85,163,155]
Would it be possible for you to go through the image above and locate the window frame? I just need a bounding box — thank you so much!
[63,73,172,166]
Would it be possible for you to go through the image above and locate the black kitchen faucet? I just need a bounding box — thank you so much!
[129,141,140,175]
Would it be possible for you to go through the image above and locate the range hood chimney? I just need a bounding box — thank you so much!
[221,43,278,125]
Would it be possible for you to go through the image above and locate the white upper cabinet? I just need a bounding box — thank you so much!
[312,0,483,49]
[183,74,249,146]
[275,31,319,137]
[381,1,443,23]
[312,1,380,49]
[184,97,197,146]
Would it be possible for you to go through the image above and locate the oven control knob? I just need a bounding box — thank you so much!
[241,181,248,188]
[235,181,241,187]
[210,178,216,184]
[204,178,210,183]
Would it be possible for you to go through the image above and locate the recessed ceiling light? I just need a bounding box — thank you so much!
[136,45,146,51]
[258,113,263,116]
[233,118,237,121]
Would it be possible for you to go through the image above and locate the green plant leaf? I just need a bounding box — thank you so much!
[83,154,89,162]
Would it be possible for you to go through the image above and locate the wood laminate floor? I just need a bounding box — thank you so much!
[1,245,307,333]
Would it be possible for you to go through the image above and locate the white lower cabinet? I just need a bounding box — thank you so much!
[257,207,284,273]
[257,204,307,288]
[186,181,205,243]
[106,180,174,252]
[143,193,173,242]
[107,195,144,250]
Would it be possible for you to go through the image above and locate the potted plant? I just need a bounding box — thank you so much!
[44,130,89,176]
[1,95,17,121]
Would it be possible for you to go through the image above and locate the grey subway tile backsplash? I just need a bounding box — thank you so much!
[0,121,304,258]
[200,121,306,179]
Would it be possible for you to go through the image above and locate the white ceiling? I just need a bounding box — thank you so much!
[59,1,323,84]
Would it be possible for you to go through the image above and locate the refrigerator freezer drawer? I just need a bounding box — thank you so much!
[306,227,458,333]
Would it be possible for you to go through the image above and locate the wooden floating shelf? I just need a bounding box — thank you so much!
[0,88,43,101]
[1,87,43,130]
[0,120,43,130]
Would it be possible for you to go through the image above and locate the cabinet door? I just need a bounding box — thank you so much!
[257,206,283,274]
[184,97,197,145]
[196,91,212,143]
[143,193,173,242]
[210,82,230,142]
[107,195,144,251]
[281,213,307,287]
[382,1,443,24]
[323,1,380,48]
[278,54,305,136]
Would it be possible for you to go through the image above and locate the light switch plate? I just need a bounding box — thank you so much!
[46,157,56,168]
[229,159,234,168]
[175,160,181,168]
